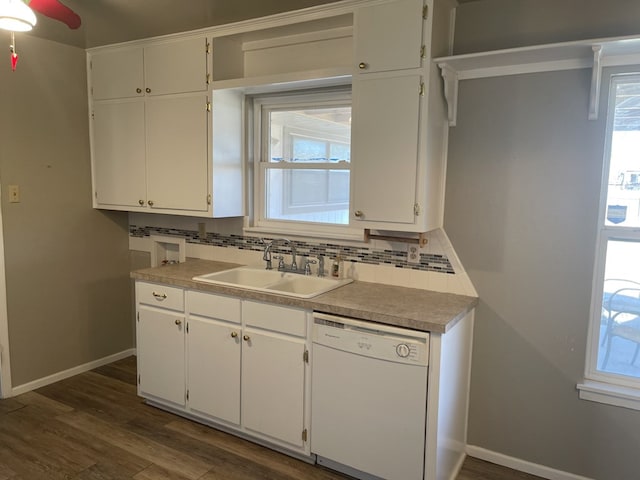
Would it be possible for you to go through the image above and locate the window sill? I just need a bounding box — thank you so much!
[244,224,365,243]
[577,379,640,411]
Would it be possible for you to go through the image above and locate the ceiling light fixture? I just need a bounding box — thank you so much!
[0,0,37,32]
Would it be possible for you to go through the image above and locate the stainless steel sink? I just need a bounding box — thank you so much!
[192,266,352,298]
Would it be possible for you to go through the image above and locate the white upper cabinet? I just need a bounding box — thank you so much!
[90,37,208,100]
[144,38,209,96]
[354,0,425,73]
[351,0,453,232]
[351,72,422,224]
[87,0,452,228]
[89,35,243,217]
[145,94,209,211]
[92,100,146,208]
[91,48,144,100]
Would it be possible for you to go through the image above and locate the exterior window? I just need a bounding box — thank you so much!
[582,75,640,405]
[251,91,354,236]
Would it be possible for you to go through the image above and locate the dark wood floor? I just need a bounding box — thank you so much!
[0,356,543,480]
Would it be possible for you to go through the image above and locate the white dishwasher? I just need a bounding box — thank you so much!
[311,312,430,480]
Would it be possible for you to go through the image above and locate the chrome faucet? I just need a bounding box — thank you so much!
[288,241,298,271]
[304,258,317,275]
[317,255,325,277]
[268,238,299,272]
[261,239,273,270]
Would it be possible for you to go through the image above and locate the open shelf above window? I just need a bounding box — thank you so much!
[434,34,640,126]
[211,14,353,92]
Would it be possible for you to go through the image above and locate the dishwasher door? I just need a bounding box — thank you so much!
[311,313,429,480]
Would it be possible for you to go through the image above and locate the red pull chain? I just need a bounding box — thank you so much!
[10,32,18,71]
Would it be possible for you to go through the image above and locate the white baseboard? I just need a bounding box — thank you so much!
[466,445,594,480]
[10,348,136,397]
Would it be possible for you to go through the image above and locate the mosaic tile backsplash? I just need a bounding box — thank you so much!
[130,225,455,274]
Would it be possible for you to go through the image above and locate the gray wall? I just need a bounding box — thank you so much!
[446,2,640,478]
[0,35,132,386]
[454,0,640,54]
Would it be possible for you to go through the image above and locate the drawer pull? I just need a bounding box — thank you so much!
[175,319,182,326]
[243,335,250,342]
[152,292,167,300]
[231,331,238,338]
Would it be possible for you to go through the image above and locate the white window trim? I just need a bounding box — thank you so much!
[246,89,364,240]
[580,72,640,410]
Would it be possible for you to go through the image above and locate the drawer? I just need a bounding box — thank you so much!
[136,282,184,311]
[187,290,241,324]
[242,300,307,337]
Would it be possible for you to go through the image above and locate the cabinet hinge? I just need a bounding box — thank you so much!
[206,41,211,54]
[94,191,98,199]
[420,45,426,59]
[419,82,425,97]
[303,349,309,364]
[423,5,428,19]
[207,194,212,205]
[137,374,140,385]
[207,101,211,112]
[206,73,211,85]
[414,203,421,216]
[186,322,189,333]
[186,389,190,401]
[302,428,308,442]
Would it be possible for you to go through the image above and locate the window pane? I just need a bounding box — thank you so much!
[597,239,640,379]
[292,137,328,162]
[265,168,349,225]
[269,107,351,163]
[605,82,640,227]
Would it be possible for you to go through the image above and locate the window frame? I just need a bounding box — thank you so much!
[246,89,363,240]
[579,73,640,409]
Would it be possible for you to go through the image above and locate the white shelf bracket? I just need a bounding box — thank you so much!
[438,62,459,127]
[589,45,603,120]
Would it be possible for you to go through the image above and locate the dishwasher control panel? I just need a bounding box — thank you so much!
[313,313,429,366]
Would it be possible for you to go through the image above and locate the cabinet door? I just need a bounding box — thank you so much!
[241,331,306,448]
[354,0,424,74]
[145,93,209,212]
[137,307,185,406]
[144,37,208,96]
[351,72,422,225]
[91,48,144,100]
[187,317,241,425]
[92,100,147,208]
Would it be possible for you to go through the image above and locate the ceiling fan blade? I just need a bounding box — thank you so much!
[27,0,81,29]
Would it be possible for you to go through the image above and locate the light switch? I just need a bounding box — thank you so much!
[8,185,19,203]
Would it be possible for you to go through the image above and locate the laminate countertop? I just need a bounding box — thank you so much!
[131,258,478,334]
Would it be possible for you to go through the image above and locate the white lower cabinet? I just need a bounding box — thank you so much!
[241,301,308,449]
[186,316,241,424]
[136,282,186,407]
[135,282,310,456]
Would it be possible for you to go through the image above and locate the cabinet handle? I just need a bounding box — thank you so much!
[148,200,154,207]
[136,88,142,94]
[145,87,151,93]
[358,62,368,70]
[231,332,238,338]
[175,319,182,326]
[152,292,167,300]
[138,199,144,206]
[243,335,250,342]
[354,210,364,218]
